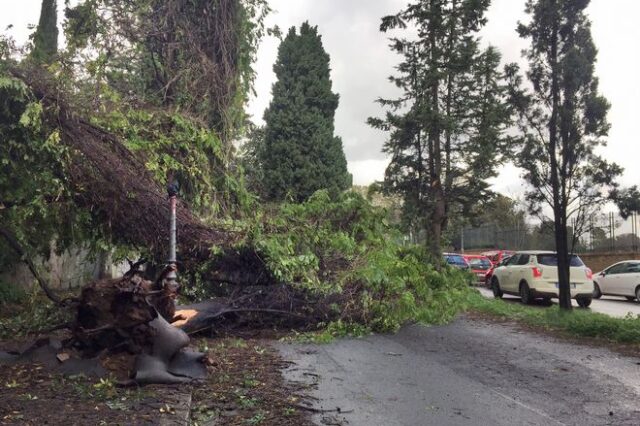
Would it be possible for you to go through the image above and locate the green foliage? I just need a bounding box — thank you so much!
[467,291,640,344]
[238,124,266,196]
[0,74,99,267]
[92,108,256,217]
[30,0,59,64]
[63,0,272,143]
[245,190,472,333]
[370,0,511,256]
[612,186,640,219]
[257,22,351,202]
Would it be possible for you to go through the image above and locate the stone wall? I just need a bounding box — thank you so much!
[0,247,128,290]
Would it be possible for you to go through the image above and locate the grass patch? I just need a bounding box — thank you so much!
[466,291,640,344]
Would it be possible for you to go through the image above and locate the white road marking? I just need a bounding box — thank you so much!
[490,389,567,426]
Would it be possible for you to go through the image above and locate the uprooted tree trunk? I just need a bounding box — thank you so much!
[1,68,350,384]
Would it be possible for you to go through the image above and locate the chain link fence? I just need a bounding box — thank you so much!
[454,212,640,254]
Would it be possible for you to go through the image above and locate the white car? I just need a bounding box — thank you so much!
[593,261,640,301]
[490,251,594,307]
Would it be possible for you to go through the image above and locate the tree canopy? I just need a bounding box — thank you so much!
[30,0,58,64]
[258,22,351,202]
[369,0,511,259]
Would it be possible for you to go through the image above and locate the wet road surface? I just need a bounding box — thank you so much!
[277,318,640,425]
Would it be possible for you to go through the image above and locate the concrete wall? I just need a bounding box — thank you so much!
[578,252,640,273]
[0,247,128,290]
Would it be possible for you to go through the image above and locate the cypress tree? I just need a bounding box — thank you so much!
[31,0,58,64]
[261,22,351,202]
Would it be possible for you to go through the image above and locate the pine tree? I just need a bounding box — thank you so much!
[260,23,351,202]
[507,0,621,309]
[31,0,58,64]
[369,0,511,260]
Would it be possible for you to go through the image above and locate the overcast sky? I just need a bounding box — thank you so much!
[2,0,639,199]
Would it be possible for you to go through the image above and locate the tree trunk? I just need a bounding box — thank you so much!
[426,0,444,262]
[548,1,572,310]
[31,0,58,64]
[554,213,572,309]
[429,192,446,261]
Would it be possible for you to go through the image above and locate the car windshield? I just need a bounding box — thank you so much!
[468,258,491,269]
[537,254,585,267]
[499,256,512,266]
[445,255,467,266]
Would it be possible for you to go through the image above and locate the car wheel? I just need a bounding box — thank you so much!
[593,283,602,299]
[577,297,592,308]
[542,297,552,306]
[635,286,640,302]
[491,278,503,299]
[519,282,533,305]
[625,296,635,301]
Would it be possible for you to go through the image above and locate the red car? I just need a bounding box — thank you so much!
[463,255,493,285]
[482,250,515,265]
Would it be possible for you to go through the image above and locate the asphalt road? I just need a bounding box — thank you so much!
[277,318,640,426]
[477,287,640,318]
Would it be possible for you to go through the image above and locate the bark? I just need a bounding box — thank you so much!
[427,0,445,262]
[547,2,571,310]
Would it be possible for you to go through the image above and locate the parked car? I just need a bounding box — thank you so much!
[482,250,516,265]
[464,255,493,284]
[443,253,470,270]
[484,254,513,287]
[593,260,640,301]
[490,251,594,307]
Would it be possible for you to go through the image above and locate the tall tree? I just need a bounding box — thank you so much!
[31,0,58,64]
[369,0,511,260]
[508,0,621,309]
[64,0,271,147]
[259,23,351,202]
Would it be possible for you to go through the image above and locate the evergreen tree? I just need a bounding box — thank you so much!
[31,0,58,64]
[507,0,621,309]
[260,23,351,202]
[369,0,511,260]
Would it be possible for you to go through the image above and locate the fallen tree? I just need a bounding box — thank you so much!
[2,65,472,347]
[8,67,268,286]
